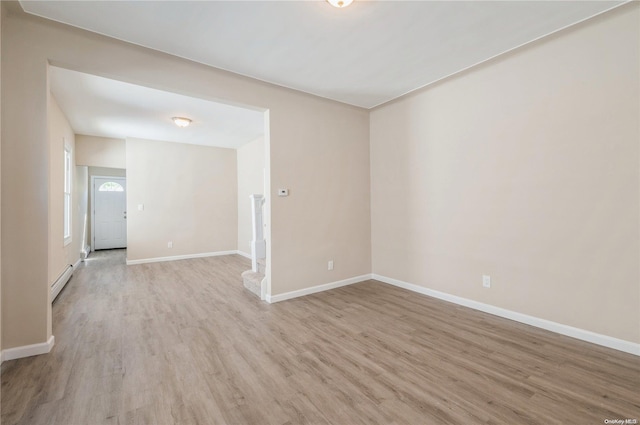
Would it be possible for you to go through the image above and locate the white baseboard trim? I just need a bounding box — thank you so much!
[126,250,238,265]
[267,274,372,303]
[260,276,268,301]
[372,274,640,356]
[236,250,252,259]
[73,258,82,270]
[1,335,55,362]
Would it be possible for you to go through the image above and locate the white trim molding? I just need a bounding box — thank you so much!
[372,274,640,356]
[267,274,372,303]
[2,336,55,362]
[126,250,238,265]
[236,250,252,259]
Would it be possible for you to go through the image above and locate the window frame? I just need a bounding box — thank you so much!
[63,145,72,246]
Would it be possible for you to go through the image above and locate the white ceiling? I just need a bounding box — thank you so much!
[49,66,264,149]
[24,0,625,109]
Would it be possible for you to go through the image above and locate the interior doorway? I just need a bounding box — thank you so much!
[92,176,127,250]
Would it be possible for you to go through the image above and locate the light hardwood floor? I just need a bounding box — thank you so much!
[2,250,639,424]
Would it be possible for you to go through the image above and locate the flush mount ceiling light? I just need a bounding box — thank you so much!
[172,116,192,128]
[327,0,353,8]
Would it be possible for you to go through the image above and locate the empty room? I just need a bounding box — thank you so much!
[1,1,638,424]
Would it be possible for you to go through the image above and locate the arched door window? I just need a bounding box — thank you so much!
[98,181,124,192]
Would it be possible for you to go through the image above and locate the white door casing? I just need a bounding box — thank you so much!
[92,177,127,250]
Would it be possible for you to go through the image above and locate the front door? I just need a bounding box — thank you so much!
[93,177,127,250]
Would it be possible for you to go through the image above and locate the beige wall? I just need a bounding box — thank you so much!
[1,5,370,349]
[270,106,371,293]
[2,8,50,348]
[237,137,265,256]
[89,167,126,178]
[48,95,76,285]
[47,95,86,342]
[126,138,238,261]
[2,2,633,354]
[370,4,639,343]
[76,134,125,168]
[0,1,3,354]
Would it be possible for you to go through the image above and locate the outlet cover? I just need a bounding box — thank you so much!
[482,275,491,288]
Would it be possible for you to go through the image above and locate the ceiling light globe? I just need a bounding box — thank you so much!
[172,117,192,128]
[327,0,353,8]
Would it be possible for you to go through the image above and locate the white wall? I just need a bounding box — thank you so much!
[126,138,238,262]
[237,137,265,256]
[370,4,639,344]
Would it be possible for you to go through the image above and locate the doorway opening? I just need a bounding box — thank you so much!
[91,176,127,250]
[49,65,271,299]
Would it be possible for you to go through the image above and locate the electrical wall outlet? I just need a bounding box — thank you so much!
[168,241,173,248]
[328,260,334,271]
[482,275,491,288]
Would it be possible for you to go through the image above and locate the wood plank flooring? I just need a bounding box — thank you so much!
[2,249,639,424]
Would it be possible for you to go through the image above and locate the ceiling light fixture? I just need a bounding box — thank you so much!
[172,117,192,128]
[327,0,353,8]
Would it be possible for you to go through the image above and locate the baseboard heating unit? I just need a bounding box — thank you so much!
[51,265,73,302]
